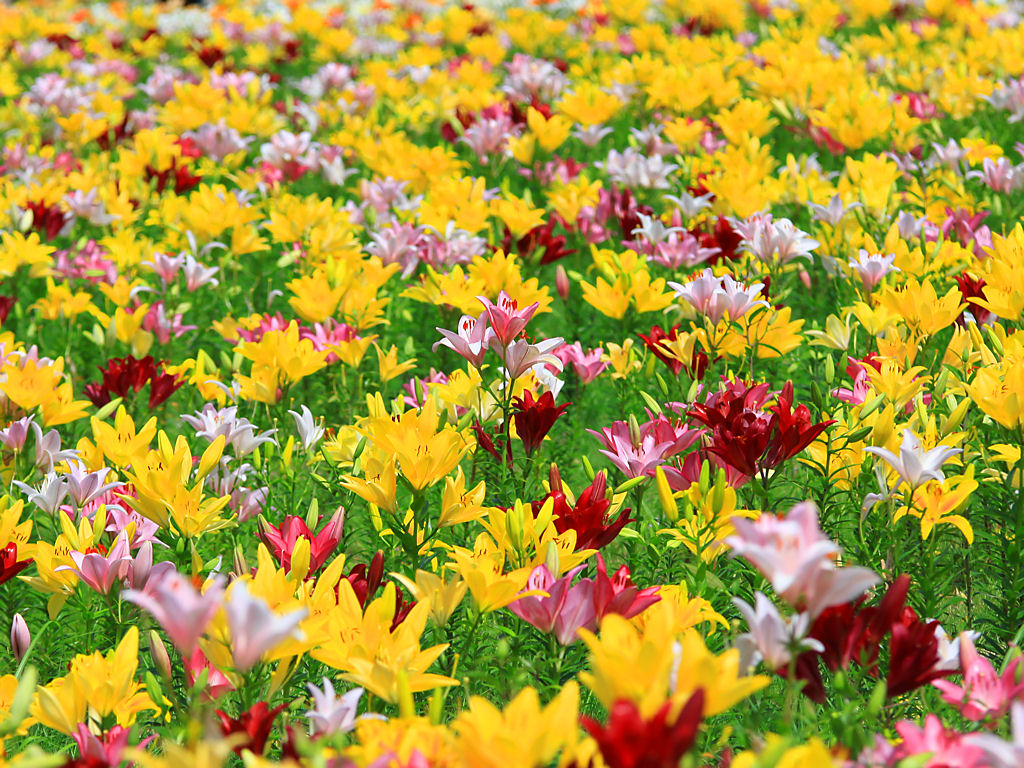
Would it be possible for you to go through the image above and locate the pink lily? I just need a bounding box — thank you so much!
[933,633,1024,722]
[123,570,226,654]
[433,312,493,368]
[58,531,134,594]
[184,646,235,700]
[478,291,539,345]
[509,565,596,646]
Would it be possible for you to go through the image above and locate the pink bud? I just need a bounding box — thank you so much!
[555,265,570,301]
[10,614,29,663]
[799,269,812,290]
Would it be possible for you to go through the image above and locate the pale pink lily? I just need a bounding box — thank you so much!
[123,571,226,654]
[223,580,307,671]
[725,501,879,617]
[933,633,1024,722]
[490,336,564,380]
[733,592,823,671]
[433,312,493,368]
[509,565,596,646]
[848,249,899,291]
[478,291,539,345]
[668,269,769,325]
[864,429,961,491]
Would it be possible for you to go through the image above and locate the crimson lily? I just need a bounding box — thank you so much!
[512,390,569,455]
[581,690,705,768]
[257,507,345,576]
[541,468,633,551]
[216,701,287,756]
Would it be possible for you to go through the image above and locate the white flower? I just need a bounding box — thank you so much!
[864,429,961,491]
[288,405,326,452]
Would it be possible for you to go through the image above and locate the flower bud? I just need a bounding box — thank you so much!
[10,614,29,663]
[148,629,173,682]
[555,265,570,301]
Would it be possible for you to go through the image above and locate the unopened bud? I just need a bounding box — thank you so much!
[628,414,642,446]
[10,614,29,664]
[232,544,249,578]
[799,269,811,290]
[555,265,570,301]
[148,630,173,682]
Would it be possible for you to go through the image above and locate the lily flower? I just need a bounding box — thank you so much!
[865,429,961,491]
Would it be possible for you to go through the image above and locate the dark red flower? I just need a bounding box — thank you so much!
[217,701,287,756]
[693,216,742,264]
[258,508,345,576]
[687,379,832,479]
[342,551,414,630]
[145,159,202,195]
[24,200,70,241]
[581,689,705,768]
[761,382,835,469]
[148,371,184,408]
[955,272,994,326]
[791,575,946,701]
[541,468,633,551]
[512,390,570,455]
[500,218,576,265]
[886,611,949,698]
[592,554,660,621]
[0,295,15,326]
[85,355,182,409]
[0,543,31,586]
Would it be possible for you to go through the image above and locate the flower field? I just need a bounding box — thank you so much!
[2,0,1024,764]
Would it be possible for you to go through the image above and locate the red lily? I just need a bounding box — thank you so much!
[886,611,949,698]
[84,355,183,409]
[0,542,32,586]
[541,468,633,551]
[24,200,69,241]
[216,701,287,756]
[581,690,705,768]
[761,382,835,469]
[687,379,833,479]
[500,218,576,265]
[0,295,14,327]
[512,390,570,455]
[257,507,345,576]
[592,554,660,622]
[342,551,415,630]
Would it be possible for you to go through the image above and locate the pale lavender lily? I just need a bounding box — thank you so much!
[306,679,366,736]
[733,592,823,671]
[223,580,307,671]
